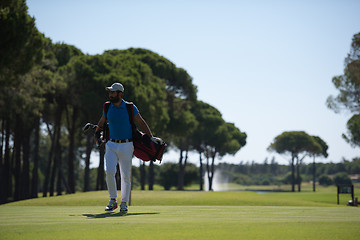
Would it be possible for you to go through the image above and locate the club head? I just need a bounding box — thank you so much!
[82,123,93,133]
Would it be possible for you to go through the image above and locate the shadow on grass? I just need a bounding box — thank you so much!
[83,212,160,218]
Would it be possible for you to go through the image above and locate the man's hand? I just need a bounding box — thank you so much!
[94,130,104,147]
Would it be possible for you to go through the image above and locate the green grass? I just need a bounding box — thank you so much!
[5,184,355,207]
[1,187,359,240]
[1,205,359,240]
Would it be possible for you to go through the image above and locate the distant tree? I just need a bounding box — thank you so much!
[270,157,279,175]
[268,131,322,192]
[204,121,246,191]
[166,98,198,190]
[190,101,222,190]
[310,136,328,192]
[333,172,352,185]
[190,101,246,191]
[327,32,360,148]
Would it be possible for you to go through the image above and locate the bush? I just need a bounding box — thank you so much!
[184,163,199,186]
[261,179,270,185]
[157,163,199,190]
[318,174,333,186]
[158,163,178,190]
[333,172,352,185]
[233,174,250,185]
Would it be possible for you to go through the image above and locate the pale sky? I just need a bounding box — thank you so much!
[27,0,360,166]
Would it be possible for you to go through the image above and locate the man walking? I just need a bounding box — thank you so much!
[95,82,154,214]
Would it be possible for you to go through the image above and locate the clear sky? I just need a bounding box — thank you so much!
[27,0,360,166]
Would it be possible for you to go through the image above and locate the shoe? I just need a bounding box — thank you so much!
[120,202,128,214]
[105,199,118,211]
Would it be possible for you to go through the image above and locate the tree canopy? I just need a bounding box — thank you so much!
[327,32,360,148]
[0,0,44,86]
[268,131,322,156]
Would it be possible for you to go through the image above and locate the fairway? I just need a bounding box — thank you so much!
[1,190,359,240]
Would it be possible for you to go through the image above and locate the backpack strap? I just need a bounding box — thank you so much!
[103,101,111,120]
[102,101,111,141]
[126,102,136,131]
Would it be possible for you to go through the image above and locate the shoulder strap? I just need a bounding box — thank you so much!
[103,101,111,120]
[126,102,135,128]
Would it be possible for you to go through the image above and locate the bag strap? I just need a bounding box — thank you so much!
[103,101,111,121]
[102,101,111,141]
[126,102,136,131]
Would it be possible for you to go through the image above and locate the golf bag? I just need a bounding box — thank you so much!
[103,101,166,162]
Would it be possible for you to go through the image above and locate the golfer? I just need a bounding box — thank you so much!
[95,82,153,214]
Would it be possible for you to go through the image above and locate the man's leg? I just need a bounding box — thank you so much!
[105,141,119,200]
[117,142,134,204]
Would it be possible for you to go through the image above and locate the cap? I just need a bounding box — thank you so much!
[105,83,124,92]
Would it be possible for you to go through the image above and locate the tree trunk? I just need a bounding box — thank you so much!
[199,152,203,191]
[96,145,105,190]
[84,134,93,192]
[99,147,105,190]
[177,150,185,190]
[51,104,64,196]
[313,156,316,192]
[22,126,31,199]
[60,168,71,194]
[31,117,40,198]
[2,119,12,203]
[49,127,59,197]
[67,107,77,194]
[13,114,23,201]
[55,125,63,195]
[210,154,216,191]
[43,122,55,197]
[205,156,213,191]
[296,156,301,192]
[148,161,154,190]
[50,104,63,196]
[291,155,295,192]
[49,148,56,197]
[140,161,145,190]
[0,120,4,202]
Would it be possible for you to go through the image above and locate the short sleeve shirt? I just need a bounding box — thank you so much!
[103,100,139,140]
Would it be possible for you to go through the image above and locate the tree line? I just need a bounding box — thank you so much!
[216,157,359,188]
[1,1,358,203]
[0,1,247,203]
[83,157,358,191]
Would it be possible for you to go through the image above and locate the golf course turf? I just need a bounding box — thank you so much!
[1,188,359,240]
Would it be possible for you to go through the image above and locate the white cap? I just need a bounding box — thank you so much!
[105,83,124,92]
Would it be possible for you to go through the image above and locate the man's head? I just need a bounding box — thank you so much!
[106,83,124,103]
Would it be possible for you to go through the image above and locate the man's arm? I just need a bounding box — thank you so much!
[134,113,153,138]
[96,115,106,131]
[94,115,106,144]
